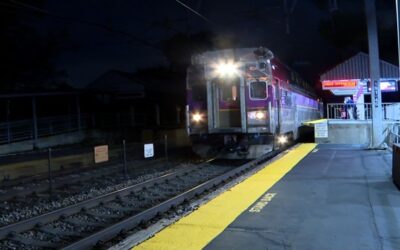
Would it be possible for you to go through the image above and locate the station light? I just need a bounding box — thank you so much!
[277,135,288,144]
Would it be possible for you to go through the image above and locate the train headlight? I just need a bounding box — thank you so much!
[255,111,265,120]
[215,62,239,77]
[248,111,266,121]
[192,112,203,123]
[277,135,287,144]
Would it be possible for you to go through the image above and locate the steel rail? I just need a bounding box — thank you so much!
[0,158,167,201]
[0,164,202,240]
[62,149,282,250]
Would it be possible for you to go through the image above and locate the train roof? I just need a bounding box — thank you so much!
[191,47,274,65]
[190,47,317,100]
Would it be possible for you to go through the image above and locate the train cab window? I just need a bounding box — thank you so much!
[221,84,238,102]
[250,81,267,99]
[213,77,240,102]
[191,84,206,102]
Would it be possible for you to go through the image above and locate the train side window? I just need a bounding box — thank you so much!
[250,81,267,100]
[281,90,292,106]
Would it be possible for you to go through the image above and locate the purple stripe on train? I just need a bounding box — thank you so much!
[187,86,318,111]
[294,93,319,109]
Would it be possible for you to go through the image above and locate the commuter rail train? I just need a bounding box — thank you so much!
[186,47,322,158]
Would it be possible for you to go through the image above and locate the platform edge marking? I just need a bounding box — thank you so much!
[134,143,317,250]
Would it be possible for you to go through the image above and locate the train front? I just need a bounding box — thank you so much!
[186,48,276,159]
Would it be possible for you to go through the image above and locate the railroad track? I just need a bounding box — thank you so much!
[0,158,169,201]
[0,159,199,228]
[0,148,283,249]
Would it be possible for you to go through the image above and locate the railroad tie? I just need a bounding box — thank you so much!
[9,233,59,248]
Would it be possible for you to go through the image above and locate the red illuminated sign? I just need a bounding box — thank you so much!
[322,80,357,90]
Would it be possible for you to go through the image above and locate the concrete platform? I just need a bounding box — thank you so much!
[134,144,400,250]
[302,118,398,146]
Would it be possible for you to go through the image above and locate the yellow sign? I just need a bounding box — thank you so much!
[94,145,109,163]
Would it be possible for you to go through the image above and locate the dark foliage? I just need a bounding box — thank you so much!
[0,0,70,92]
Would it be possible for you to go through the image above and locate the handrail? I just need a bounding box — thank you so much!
[326,102,400,121]
[388,123,400,146]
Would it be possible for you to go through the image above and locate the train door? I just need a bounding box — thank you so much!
[274,78,281,134]
[207,77,245,132]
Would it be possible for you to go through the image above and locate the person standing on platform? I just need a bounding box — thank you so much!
[342,97,349,119]
[346,96,355,119]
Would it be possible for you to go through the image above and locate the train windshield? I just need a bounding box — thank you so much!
[250,81,267,99]
[213,77,240,103]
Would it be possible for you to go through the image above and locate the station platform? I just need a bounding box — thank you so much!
[134,143,400,250]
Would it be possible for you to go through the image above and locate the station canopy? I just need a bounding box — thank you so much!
[320,52,400,96]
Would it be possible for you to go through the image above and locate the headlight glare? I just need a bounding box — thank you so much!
[192,113,203,122]
[255,111,265,120]
[277,135,287,144]
[248,111,266,120]
[213,61,240,77]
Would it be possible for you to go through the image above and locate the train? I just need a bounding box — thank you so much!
[186,47,323,158]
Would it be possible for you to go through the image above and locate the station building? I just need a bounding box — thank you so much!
[316,52,400,146]
[320,52,400,121]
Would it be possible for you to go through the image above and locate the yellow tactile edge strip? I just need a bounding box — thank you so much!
[134,143,317,250]
[303,119,327,125]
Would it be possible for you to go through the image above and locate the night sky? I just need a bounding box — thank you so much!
[1,0,398,90]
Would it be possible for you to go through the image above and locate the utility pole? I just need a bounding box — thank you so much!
[364,0,384,148]
[283,0,298,34]
[396,0,400,78]
[32,96,38,148]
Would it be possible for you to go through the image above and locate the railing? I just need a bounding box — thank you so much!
[0,115,90,145]
[387,123,400,147]
[326,103,400,121]
[0,112,184,145]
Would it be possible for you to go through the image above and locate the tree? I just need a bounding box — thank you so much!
[0,0,69,92]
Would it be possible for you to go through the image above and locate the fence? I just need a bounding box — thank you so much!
[326,103,400,120]
[0,137,177,183]
[0,112,184,146]
[0,114,91,145]
[387,123,400,148]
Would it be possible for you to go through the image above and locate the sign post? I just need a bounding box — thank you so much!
[48,148,52,198]
[123,140,127,179]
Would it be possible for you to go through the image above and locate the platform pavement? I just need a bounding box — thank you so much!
[134,143,400,250]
